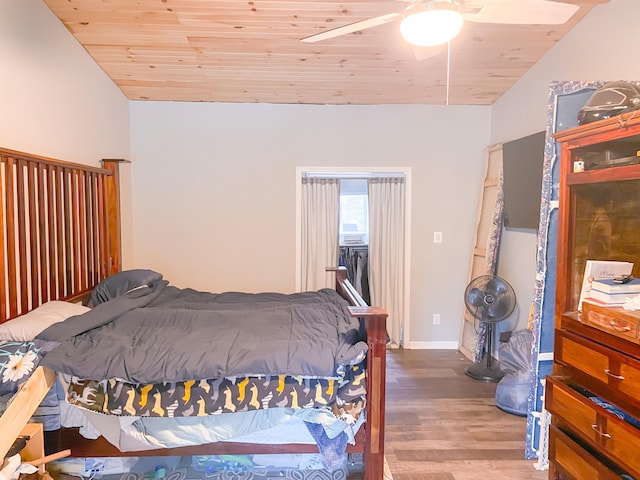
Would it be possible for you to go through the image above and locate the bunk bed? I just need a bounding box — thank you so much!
[0,148,388,480]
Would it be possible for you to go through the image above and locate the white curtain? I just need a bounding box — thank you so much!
[368,177,406,347]
[301,178,340,291]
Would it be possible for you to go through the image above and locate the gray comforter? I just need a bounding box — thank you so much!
[36,280,367,384]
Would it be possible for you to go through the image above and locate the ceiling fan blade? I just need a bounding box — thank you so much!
[463,0,579,25]
[301,12,402,43]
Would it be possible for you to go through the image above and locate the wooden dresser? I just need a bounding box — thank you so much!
[545,114,640,480]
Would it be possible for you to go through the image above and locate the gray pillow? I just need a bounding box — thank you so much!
[90,269,162,306]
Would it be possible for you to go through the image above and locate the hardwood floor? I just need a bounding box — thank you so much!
[385,349,548,480]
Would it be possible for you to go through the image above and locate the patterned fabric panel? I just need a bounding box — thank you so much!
[67,363,366,422]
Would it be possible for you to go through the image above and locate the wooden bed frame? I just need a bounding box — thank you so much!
[0,148,387,480]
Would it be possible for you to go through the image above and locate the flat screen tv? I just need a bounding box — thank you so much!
[502,130,545,230]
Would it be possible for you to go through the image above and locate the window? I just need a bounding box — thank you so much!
[339,179,368,245]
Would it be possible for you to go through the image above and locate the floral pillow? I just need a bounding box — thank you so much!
[0,341,42,396]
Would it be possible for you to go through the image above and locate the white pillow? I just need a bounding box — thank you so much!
[0,301,90,341]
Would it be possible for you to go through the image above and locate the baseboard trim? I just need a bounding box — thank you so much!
[407,341,459,350]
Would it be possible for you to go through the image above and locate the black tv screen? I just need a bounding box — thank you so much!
[502,131,545,230]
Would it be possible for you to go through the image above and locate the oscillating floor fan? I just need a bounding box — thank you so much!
[464,274,516,382]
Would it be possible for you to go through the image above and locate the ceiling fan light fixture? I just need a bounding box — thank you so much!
[400,1,463,47]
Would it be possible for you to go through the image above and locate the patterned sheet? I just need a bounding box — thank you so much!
[66,363,366,424]
[0,341,43,396]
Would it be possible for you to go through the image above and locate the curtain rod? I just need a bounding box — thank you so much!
[302,171,405,179]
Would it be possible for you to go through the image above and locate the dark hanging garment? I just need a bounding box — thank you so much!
[339,246,370,305]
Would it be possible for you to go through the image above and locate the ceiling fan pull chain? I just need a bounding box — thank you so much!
[446,40,451,106]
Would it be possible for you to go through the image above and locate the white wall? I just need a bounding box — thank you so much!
[490,0,640,332]
[0,0,133,265]
[129,101,491,346]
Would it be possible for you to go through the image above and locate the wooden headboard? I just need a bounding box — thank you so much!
[0,148,125,459]
[0,148,124,323]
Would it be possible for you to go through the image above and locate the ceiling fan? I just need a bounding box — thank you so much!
[300,0,580,47]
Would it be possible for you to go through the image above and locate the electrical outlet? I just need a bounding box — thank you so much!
[433,231,443,243]
[433,313,441,325]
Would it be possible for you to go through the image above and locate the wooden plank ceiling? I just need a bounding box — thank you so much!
[42,0,608,105]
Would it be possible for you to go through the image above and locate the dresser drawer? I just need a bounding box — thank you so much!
[582,302,640,345]
[555,329,640,416]
[549,424,630,480]
[546,376,640,477]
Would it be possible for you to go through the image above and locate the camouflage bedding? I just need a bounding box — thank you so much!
[66,363,366,424]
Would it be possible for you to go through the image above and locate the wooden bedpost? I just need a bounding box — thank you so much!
[101,159,128,276]
[330,266,387,480]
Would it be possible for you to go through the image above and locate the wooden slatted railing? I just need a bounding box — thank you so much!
[0,148,123,322]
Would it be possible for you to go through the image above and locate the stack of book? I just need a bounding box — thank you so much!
[585,277,640,306]
[578,260,634,310]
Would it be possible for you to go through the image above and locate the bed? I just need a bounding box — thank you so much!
[0,148,388,480]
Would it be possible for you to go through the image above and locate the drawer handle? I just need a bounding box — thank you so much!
[604,369,625,381]
[608,319,631,332]
[591,424,612,439]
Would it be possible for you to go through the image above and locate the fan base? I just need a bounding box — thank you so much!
[464,364,504,383]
